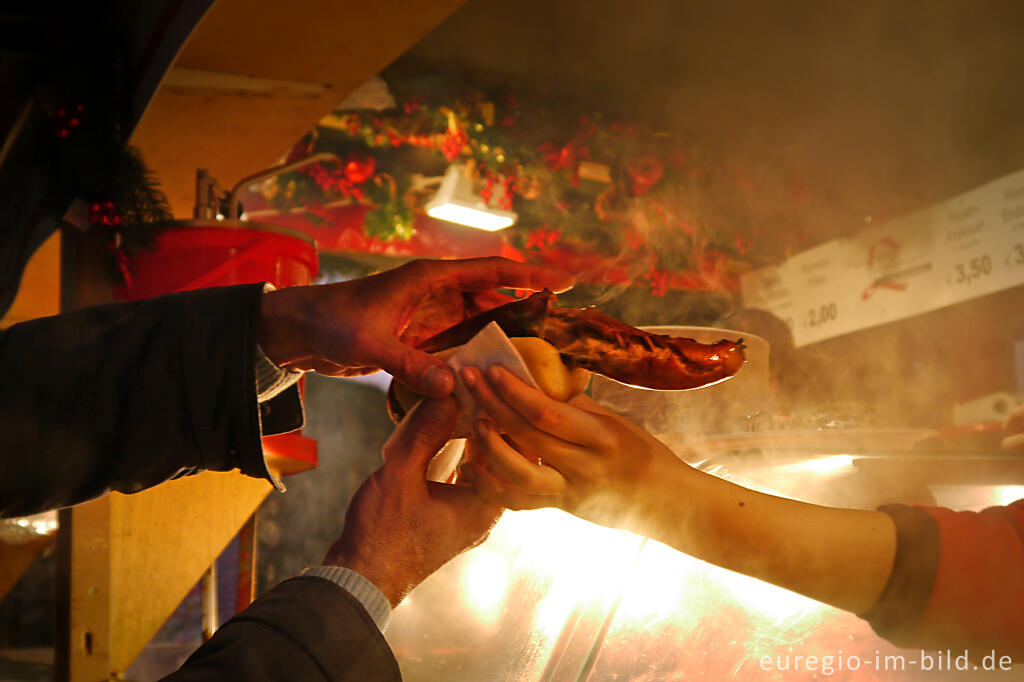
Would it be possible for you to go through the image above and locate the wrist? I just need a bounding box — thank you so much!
[322,542,416,608]
[258,286,315,371]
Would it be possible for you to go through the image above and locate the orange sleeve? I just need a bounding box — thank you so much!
[860,500,1024,656]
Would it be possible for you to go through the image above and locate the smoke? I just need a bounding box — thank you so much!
[381,1,1024,505]
[400,0,1024,243]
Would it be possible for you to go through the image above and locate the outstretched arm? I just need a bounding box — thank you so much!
[461,365,896,614]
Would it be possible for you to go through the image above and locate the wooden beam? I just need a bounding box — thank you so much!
[0,536,53,603]
[131,0,467,216]
[67,473,272,679]
[0,231,60,329]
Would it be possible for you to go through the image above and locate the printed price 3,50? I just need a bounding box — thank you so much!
[948,255,992,286]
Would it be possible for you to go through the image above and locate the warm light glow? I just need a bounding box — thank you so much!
[616,540,692,622]
[715,566,823,623]
[487,509,645,639]
[424,163,517,230]
[778,454,855,476]
[994,485,1024,506]
[461,548,510,625]
[426,202,515,231]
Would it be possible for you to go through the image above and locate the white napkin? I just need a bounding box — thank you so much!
[425,322,540,483]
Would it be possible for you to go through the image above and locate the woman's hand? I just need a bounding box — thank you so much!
[459,365,686,533]
[459,365,897,615]
[258,257,574,398]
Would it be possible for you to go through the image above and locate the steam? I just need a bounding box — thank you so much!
[382,1,1024,506]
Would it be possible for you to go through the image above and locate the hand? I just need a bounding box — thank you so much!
[1004,403,1024,451]
[258,257,574,398]
[321,397,503,607]
[461,366,899,615]
[460,365,685,532]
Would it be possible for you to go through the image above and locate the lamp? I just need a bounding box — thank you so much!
[424,164,517,231]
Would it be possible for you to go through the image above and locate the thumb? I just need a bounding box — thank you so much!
[375,340,455,399]
[382,397,459,467]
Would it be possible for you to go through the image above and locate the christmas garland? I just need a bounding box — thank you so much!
[262,77,809,295]
[34,11,174,286]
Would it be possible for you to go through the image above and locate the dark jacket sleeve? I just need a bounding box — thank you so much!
[0,283,301,517]
[162,576,401,682]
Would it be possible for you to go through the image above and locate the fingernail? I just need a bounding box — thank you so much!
[423,365,453,396]
[486,365,503,383]
[461,366,479,389]
[474,419,490,438]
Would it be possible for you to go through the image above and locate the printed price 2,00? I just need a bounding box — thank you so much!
[807,302,838,328]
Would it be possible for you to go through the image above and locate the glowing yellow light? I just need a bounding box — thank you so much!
[778,455,855,476]
[426,203,515,231]
[461,547,509,625]
[489,509,645,637]
[616,541,693,622]
[993,485,1024,506]
[425,164,517,231]
[533,582,579,639]
[715,566,823,623]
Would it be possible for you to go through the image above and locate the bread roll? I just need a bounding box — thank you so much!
[387,336,590,427]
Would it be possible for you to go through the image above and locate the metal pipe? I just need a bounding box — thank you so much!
[201,563,219,641]
[225,152,343,219]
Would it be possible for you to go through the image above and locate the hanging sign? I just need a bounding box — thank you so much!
[742,170,1024,347]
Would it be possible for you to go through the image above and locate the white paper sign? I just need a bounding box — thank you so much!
[743,170,1024,346]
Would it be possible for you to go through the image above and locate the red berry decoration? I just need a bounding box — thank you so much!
[344,155,376,184]
[626,154,665,196]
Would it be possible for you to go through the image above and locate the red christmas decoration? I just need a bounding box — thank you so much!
[89,200,123,227]
[53,103,86,140]
[106,233,133,286]
[525,227,562,250]
[627,153,665,196]
[343,155,376,184]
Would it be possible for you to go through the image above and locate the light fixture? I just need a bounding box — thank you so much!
[424,164,517,231]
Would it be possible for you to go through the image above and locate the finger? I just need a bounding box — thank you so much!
[461,367,590,467]
[464,461,557,511]
[373,340,455,398]
[568,393,652,439]
[470,422,569,495]
[483,366,608,447]
[417,257,575,294]
[465,290,515,315]
[426,478,504,518]
[383,397,458,467]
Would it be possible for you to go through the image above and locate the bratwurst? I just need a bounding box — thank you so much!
[414,290,745,391]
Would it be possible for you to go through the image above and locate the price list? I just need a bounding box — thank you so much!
[742,170,1024,347]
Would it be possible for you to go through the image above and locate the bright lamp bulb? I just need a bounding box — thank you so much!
[424,164,517,231]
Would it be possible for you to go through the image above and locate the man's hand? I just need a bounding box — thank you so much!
[321,397,503,607]
[258,257,574,398]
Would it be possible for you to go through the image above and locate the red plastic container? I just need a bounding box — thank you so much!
[115,219,319,475]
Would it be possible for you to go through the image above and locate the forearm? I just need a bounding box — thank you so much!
[0,284,279,516]
[639,463,897,614]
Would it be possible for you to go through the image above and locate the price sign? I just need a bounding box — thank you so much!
[743,170,1024,347]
